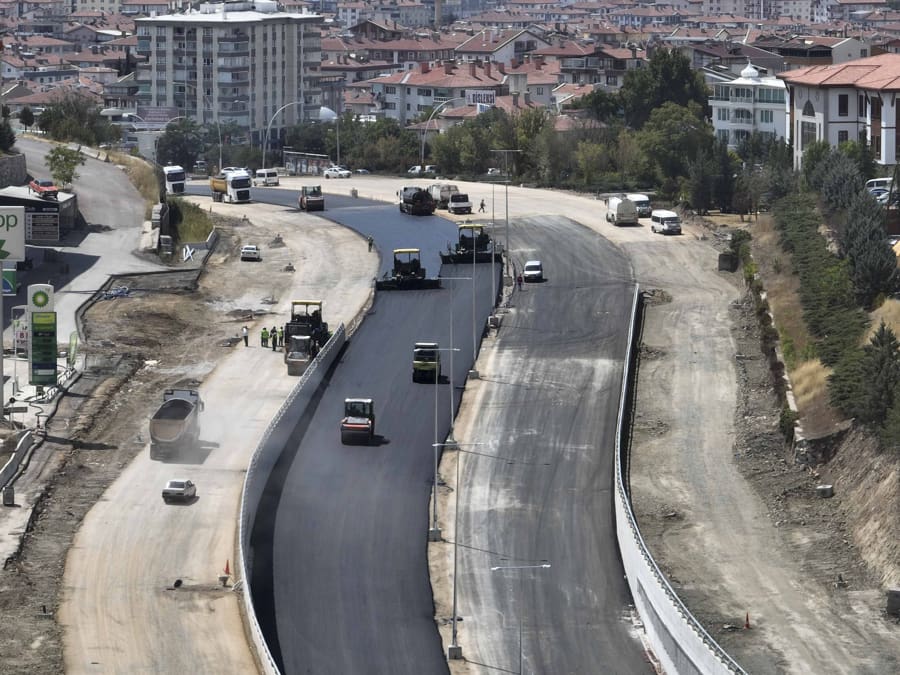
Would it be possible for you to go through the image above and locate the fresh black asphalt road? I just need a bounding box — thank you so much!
[458,215,649,673]
[188,183,645,672]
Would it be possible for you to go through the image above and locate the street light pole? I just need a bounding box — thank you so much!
[491,149,521,278]
[421,97,466,168]
[490,563,552,675]
[264,101,304,170]
[432,440,483,661]
[429,346,461,543]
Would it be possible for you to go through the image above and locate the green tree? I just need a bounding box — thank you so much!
[637,102,713,196]
[819,150,863,212]
[571,88,621,123]
[835,322,900,426]
[838,139,876,181]
[713,140,737,212]
[0,119,15,152]
[37,93,115,145]
[685,148,715,214]
[45,145,86,188]
[19,106,34,131]
[284,121,327,156]
[1,104,9,120]
[574,141,607,186]
[620,48,709,129]
[615,129,646,188]
[801,140,832,190]
[841,191,898,308]
[156,118,204,169]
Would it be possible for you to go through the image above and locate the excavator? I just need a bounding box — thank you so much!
[439,224,503,264]
[375,248,442,291]
[284,301,330,375]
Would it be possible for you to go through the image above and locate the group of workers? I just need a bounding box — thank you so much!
[241,325,284,350]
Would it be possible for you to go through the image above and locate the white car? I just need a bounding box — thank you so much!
[323,166,351,179]
[240,244,261,261]
[162,479,196,503]
[523,260,543,282]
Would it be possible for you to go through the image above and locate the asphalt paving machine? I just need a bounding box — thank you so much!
[375,248,442,291]
[439,223,503,264]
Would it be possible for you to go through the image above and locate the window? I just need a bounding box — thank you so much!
[606,74,617,86]
[734,108,753,123]
[838,94,848,117]
[537,87,543,95]
[717,108,730,121]
[420,89,432,97]
[800,120,816,150]
[716,129,729,143]
[802,100,815,117]
[385,86,396,94]
[759,110,773,124]
[838,130,849,143]
[859,95,865,116]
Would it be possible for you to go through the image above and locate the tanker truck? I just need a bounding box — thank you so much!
[210,168,252,203]
[149,389,204,460]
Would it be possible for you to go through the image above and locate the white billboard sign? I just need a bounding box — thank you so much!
[0,206,26,262]
[465,90,496,107]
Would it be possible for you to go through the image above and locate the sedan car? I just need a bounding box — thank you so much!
[240,244,261,261]
[523,260,544,282]
[323,166,351,179]
[162,479,196,503]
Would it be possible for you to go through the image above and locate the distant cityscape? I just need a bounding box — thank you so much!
[2,0,900,166]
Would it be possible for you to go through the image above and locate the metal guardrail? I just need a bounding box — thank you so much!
[614,286,746,674]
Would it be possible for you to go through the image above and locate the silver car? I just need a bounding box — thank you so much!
[162,479,196,503]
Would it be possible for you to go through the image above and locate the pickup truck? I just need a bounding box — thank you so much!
[149,389,203,460]
[29,179,59,200]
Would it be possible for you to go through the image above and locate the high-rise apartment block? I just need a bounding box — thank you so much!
[135,0,323,145]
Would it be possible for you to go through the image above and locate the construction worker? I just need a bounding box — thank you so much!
[367,235,374,252]
[278,326,284,348]
[271,326,278,351]
[242,325,249,347]
[479,199,486,213]
[261,327,269,348]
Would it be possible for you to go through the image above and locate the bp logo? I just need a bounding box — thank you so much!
[31,289,50,307]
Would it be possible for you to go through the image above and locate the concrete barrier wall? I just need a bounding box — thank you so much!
[614,287,746,675]
[237,324,347,675]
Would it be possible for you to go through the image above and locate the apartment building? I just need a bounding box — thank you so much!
[368,60,504,124]
[709,62,787,149]
[134,0,323,146]
[780,53,900,167]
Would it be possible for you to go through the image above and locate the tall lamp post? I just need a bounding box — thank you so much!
[429,346,460,543]
[490,563,552,675]
[318,106,342,166]
[490,149,521,276]
[432,440,484,661]
[264,101,306,171]
[421,97,466,168]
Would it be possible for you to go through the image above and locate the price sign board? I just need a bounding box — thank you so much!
[30,311,57,385]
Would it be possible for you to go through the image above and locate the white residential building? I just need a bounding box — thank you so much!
[780,53,900,168]
[135,0,323,146]
[710,63,787,149]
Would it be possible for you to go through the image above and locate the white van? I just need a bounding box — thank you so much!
[650,209,682,235]
[254,168,279,186]
[606,196,638,226]
[626,193,652,218]
[866,177,892,192]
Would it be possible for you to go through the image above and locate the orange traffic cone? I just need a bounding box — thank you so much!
[224,559,231,576]
[744,612,750,629]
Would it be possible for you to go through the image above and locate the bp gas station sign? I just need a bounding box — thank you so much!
[27,284,56,386]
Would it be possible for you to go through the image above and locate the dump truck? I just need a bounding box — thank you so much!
[299,185,325,211]
[413,342,441,383]
[149,389,204,460]
[375,248,442,291]
[284,300,330,353]
[440,224,502,264]
[210,168,252,203]
[341,398,375,445]
[399,186,436,215]
[427,183,459,210]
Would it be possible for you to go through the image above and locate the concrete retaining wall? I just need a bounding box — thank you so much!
[237,324,347,674]
[0,431,33,488]
[615,287,746,675]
